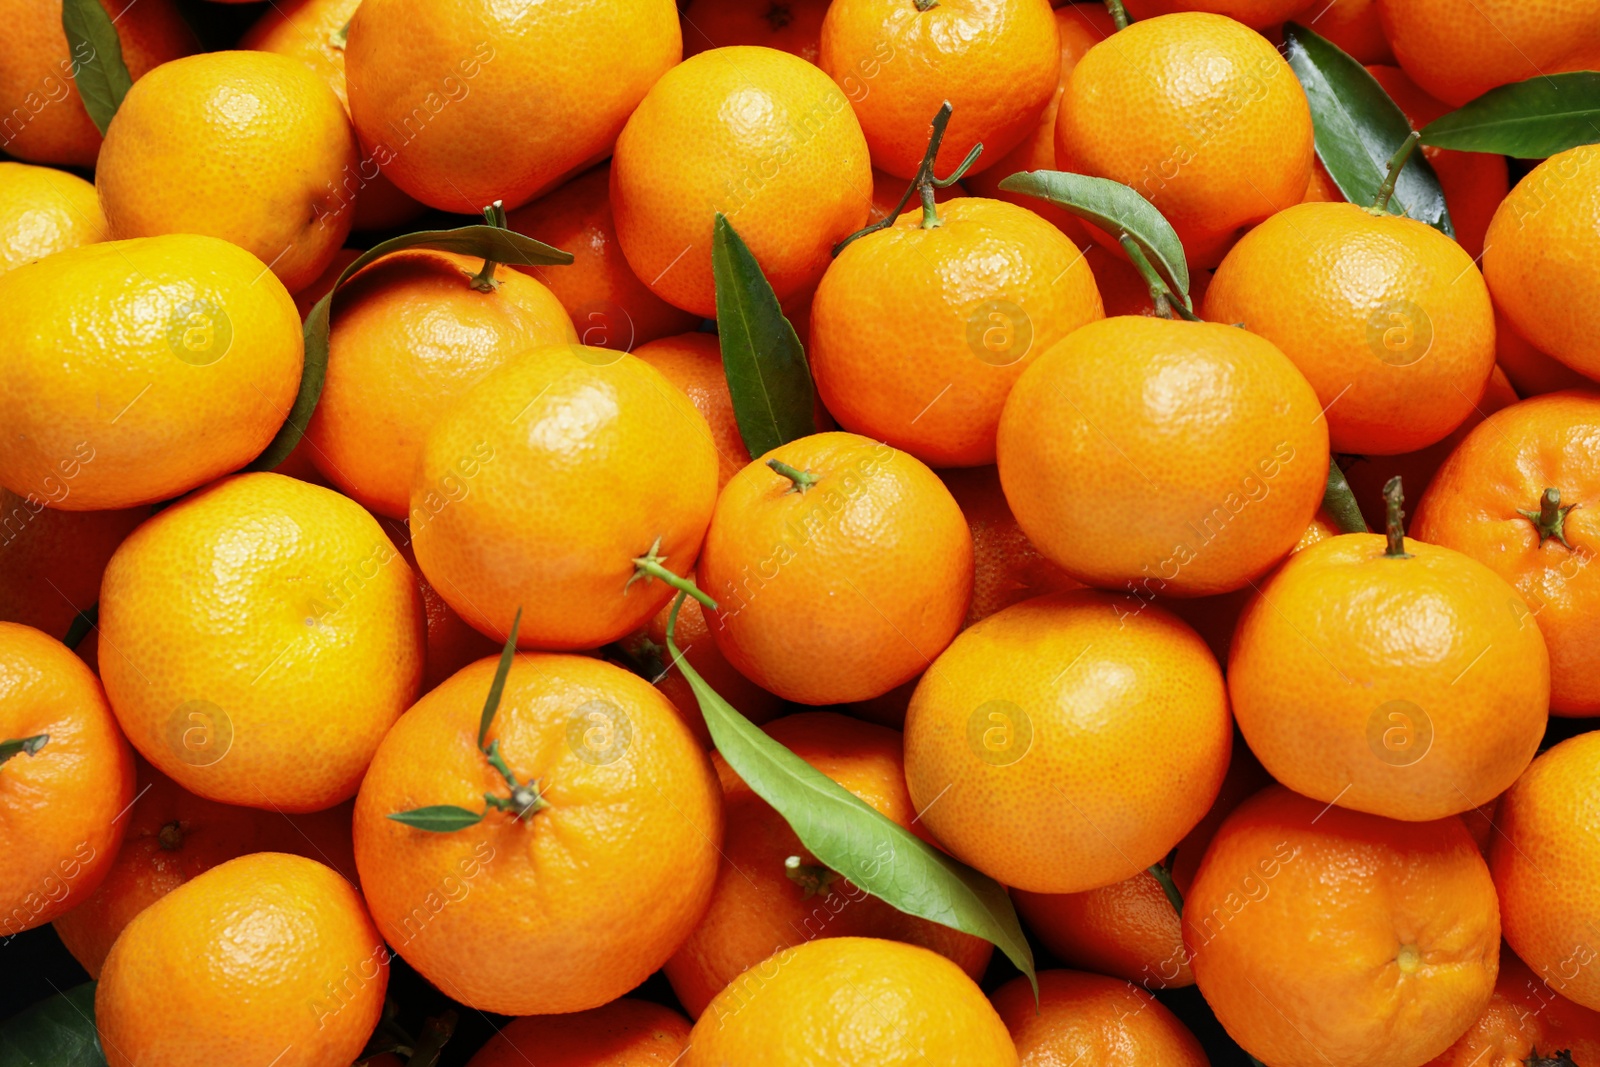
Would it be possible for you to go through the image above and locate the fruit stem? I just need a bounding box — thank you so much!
[157,821,185,851]
[1383,476,1412,558]
[63,604,97,651]
[1323,458,1368,534]
[468,200,508,292]
[784,855,838,899]
[831,102,982,253]
[630,536,719,610]
[1118,234,1198,321]
[1370,132,1420,215]
[0,734,48,768]
[1518,487,1577,549]
[767,458,820,493]
[1148,861,1184,917]
[914,0,940,9]
[1105,0,1131,29]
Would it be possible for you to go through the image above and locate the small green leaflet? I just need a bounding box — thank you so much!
[711,214,818,459]
[663,593,1038,992]
[0,983,106,1067]
[60,0,133,136]
[1422,72,1600,158]
[998,171,1190,301]
[1322,458,1368,535]
[248,221,572,472]
[387,806,485,833]
[477,607,522,748]
[1283,23,1453,235]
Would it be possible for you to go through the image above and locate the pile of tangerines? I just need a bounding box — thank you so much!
[3,0,1600,1064]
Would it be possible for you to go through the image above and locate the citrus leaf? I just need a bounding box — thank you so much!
[711,213,818,459]
[0,983,106,1067]
[1421,72,1600,157]
[387,805,484,832]
[62,605,97,651]
[663,593,1038,992]
[997,170,1190,299]
[248,222,572,472]
[60,0,132,136]
[0,734,48,768]
[477,607,521,748]
[1283,22,1453,236]
[1323,458,1368,534]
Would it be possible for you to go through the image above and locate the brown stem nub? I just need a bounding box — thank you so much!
[1518,487,1577,549]
[1371,132,1420,215]
[1383,476,1412,558]
[832,101,982,253]
[784,855,838,899]
[157,821,185,851]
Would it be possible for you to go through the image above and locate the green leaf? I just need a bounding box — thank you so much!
[248,222,572,472]
[663,593,1038,991]
[1421,72,1600,157]
[60,0,133,136]
[1323,458,1368,534]
[0,983,106,1067]
[477,606,522,749]
[387,805,485,832]
[0,735,48,767]
[997,170,1190,300]
[711,213,818,459]
[1282,23,1453,236]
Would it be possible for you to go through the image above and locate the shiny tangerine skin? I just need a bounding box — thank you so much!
[305,248,576,518]
[377,517,501,695]
[96,51,359,295]
[633,332,752,490]
[0,490,147,640]
[464,999,692,1067]
[664,713,992,1019]
[992,969,1211,1067]
[0,622,133,937]
[0,0,197,167]
[53,759,358,978]
[507,164,700,353]
[818,0,1061,180]
[1496,308,1591,396]
[1377,0,1600,107]
[410,343,718,651]
[1424,952,1600,1067]
[1056,13,1314,268]
[904,590,1231,895]
[681,0,830,63]
[938,465,1080,628]
[0,162,106,273]
[95,852,387,1067]
[1484,145,1600,381]
[809,197,1105,468]
[1206,202,1497,456]
[685,936,1019,1067]
[1490,731,1600,1012]
[996,316,1329,597]
[1414,391,1600,716]
[0,234,303,511]
[699,432,973,705]
[98,473,425,812]
[345,0,681,214]
[611,46,873,319]
[1228,531,1549,821]
[1184,787,1500,1067]
[1314,0,1395,64]
[353,654,722,1015]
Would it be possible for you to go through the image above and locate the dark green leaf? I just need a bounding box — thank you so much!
[1421,72,1600,157]
[663,594,1037,991]
[1323,458,1368,534]
[60,0,132,136]
[1283,23,1453,236]
[248,223,572,472]
[0,983,106,1067]
[0,735,48,767]
[477,607,522,749]
[711,213,817,459]
[387,805,484,832]
[62,604,97,651]
[997,171,1190,299]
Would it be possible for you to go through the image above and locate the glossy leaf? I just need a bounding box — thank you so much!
[1421,72,1600,157]
[248,223,572,472]
[0,983,106,1067]
[1283,22,1453,235]
[477,607,522,748]
[711,213,817,459]
[387,805,485,833]
[663,593,1037,991]
[998,170,1190,299]
[1323,459,1368,534]
[60,0,132,136]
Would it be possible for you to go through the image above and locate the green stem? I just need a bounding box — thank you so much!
[63,604,97,651]
[630,536,718,610]
[1323,458,1368,535]
[1370,132,1420,215]
[1148,861,1184,917]
[0,734,48,768]
[1119,234,1198,321]
[1105,0,1131,29]
[833,102,981,253]
[468,201,508,291]
[1517,487,1577,549]
[1383,476,1411,558]
[767,458,820,493]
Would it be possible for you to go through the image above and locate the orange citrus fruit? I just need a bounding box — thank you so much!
[996,316,1329,596]
[611,46,873,318]
[1122,0,1311,30]
[376,517,501,694]
[904,589,1231,893]
[699,432,973,704]
[464,998,692,1066]
[0,161,106,273]
[633,332,751,490]
[993,969,1210,1067]
[411,343,718,651]
[1311,0,1394,64]
[681,0,829,63]
[1082,243,1211,319]
[1425,951,1600,1067]
[0,490,146,640]
[938,465,1080,628]
[809,197,1104,468]
[1496,308,1592,396]
[353,653,722,1014]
